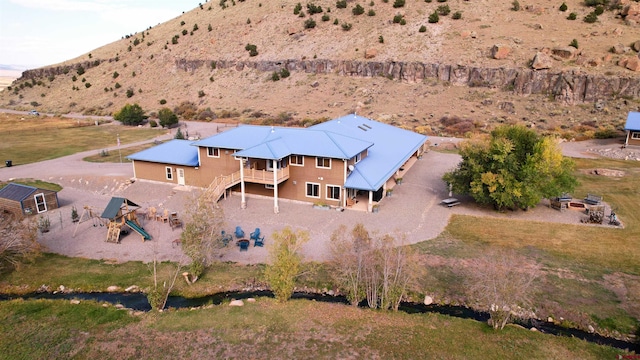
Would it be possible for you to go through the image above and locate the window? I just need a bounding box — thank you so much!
[316,157,331,169]
[207,147,220,157]
[306,182,320,198]
[326,185,341,200]
[265,184,274,189]
[34,193,47,213]
[354,153,361,163]
[165,166,173,180]
[632,132,640,139]
[290,155,304,166]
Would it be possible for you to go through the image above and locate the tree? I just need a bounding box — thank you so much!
[113,103,147,126]
[443,125,578,211]
[174,128,185,140]
[179,185,227,283]
[264,227,309,302]
[329,224,371,306]
[0,213,40,273]
[158,107,179,128]
[465,250,541,330]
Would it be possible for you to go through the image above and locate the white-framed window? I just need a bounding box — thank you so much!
[290,155,304,166]
[316,157,331,169]
[306,182,320,198]
[354,153,361,163]
[632,132,640,139]
[165,166,173,180]
[34,193,47,213]
[326,185,341,200]
[207,147,220,157]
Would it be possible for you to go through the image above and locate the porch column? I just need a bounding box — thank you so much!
[273,160,279,214]
[368,190,373,212]
[625,131,630,147]
[239,158,246,209]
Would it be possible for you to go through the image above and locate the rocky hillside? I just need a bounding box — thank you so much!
[2,0,640,137]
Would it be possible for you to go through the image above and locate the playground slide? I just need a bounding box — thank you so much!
[125,220,152,240]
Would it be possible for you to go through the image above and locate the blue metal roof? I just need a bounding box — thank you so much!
[0,183,37,202]
[625,112,640,131]
[311,114,428,191]
[127,139,199,166]
[195,125,373,160]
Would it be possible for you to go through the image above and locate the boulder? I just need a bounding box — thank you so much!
[491,45,511,60]
[229,299,244,307]
[424,295,433,305]
[612,43,631,54]
[125,285,139,292]
[531,52,553,70]
[70,299,81,305]
[107,285,121,292]
[364,48,378,59]
[633,40,640,52]
[551,46,577,60]
[626,57,640,71]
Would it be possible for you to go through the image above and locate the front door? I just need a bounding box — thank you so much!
[177,168,185,185]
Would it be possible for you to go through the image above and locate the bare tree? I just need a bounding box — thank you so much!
[180,184,226,283]
[465,249,541,330]
[329,223,371,306]
[0,212,40,272]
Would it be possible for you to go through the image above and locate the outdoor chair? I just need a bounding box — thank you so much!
[254,235,265,247]
[234,226,245,239]
[147,207,157,221]
[250,228,261,241]
[238,239,250,251]
[157,209,169,223]
[221,230,233,246]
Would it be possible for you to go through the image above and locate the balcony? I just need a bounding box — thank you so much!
[244,166,290,184]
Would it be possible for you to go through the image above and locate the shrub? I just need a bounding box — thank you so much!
[307,3,323,14]
[368,9,376,16]
[271,71,281,81]
[159,99,167,105]
[567,12,577,20]
[419,25,427,32]
[336,0,347,8]
[115,82,121,89]
[294,2,302,14]
[334,18,339,25]
[126,89,134,98]
[172,35,179,44]
[378,35,384,43]
[428,11,439,23]
[559,2,567,11]
[452,11,462,19]
[208,24,213,31]
[113,71,119,79]
[322,13,331,21]
[341,22,352,30]
[198,90,206,98]
[399,18,406,25]
[245,43,258,56]
[569,39,578,48]
[180,20,186,26]
[393,0,405,8]
[193,23,199,31]
[182,29,188,36]
[158,108,179,128]
[594,5,604,15]
[149,119,158,127]
[393,14,403,23]
[437,4,451,15]
[174,101,198,120]
[76,66,85,75]
[280,68,290,78]
[114,103,147,125]
[247,18,251,24]
[584,0,605,6]
[511,0,520,11]
[352,4,365,15]
[584,12,598,23]
[85,82,91,88]
[71,75,77,82]
[304,18,317,28]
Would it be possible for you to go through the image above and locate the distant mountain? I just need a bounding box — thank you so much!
[0,0,638,136]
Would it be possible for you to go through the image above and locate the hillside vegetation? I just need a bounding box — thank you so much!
[1,0,640,137]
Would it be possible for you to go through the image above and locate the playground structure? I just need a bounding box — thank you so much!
[72,205,108,238]
[100,197,152,243]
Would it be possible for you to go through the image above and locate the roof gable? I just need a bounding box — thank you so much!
[0,183,38,202]
[625,112,640,131]
[127,139,199,166]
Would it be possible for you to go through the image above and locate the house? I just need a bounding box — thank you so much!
[128,115,428,212]
[0,183,60,215]
[624,111,640,147]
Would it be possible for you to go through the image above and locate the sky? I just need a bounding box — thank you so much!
[0,0,204,69]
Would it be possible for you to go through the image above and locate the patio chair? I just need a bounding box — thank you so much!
[157,209,169,223]
[254,235,265,247]
[147,207,157,221]
[238,239,250,251]
[234,226,245,239]
[221,230,233,246]
[250,228,261,241]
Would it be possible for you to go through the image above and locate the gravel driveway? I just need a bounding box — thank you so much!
[0,124,619,264]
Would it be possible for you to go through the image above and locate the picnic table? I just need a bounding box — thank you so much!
[441,198,461,207]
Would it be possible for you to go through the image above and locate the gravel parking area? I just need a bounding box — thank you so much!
[0,124,621,265]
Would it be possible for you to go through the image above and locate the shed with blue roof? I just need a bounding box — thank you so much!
[624,112,640,147]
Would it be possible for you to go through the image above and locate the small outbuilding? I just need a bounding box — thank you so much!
[624,111,640,147]
[0,183,60,215]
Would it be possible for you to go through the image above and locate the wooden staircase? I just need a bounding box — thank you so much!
[206,171,242,202]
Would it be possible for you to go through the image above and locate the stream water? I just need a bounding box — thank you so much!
[1,291,637,352]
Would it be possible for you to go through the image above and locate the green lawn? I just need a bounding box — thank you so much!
[0,113,162,166]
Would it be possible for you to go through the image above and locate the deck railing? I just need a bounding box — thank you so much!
[206,167,290,201]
